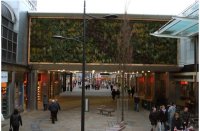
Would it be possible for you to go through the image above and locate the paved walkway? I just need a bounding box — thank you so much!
[2,91,152,131]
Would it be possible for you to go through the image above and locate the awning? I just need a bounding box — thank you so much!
[151,1,199,38]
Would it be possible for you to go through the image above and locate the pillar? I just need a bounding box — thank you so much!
[28,70,37,110]
[70,73,73,92]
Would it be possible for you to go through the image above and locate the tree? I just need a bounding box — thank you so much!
[116,10,133,121]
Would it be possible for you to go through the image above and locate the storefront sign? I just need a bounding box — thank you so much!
[1,71,8,83]
[180,81,188,85]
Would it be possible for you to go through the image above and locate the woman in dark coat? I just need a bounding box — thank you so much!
[10,109,22,131]
[171,112,182,131]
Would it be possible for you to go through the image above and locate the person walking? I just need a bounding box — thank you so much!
[131,87,135,98]
[116,89,120,98]
[171,112,182,131]
[149,106,158,131]
[43,94,49,111]
[159,105,169,131]
[48,99,59,124]
[128,88,131,98]
[134,94,140,112]
[168,102,176,129]
[111,89,116,100]
[55,99,61,121]
[10,109,22,131]
[180,107,190,130]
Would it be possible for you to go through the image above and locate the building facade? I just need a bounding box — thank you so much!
[1,0,198,116]
[1,0,37,118]
[152,1,199,114]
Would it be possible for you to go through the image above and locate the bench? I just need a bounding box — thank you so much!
[97,105,106,114]
[97,105,115,116]
[102,108,115,116]
[106,121,126,131]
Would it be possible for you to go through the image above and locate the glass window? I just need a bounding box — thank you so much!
[13,43,16,52]
[2,26,8,37]
[8,22,14,29]
[8,30,12,40]
[2,50,7,61]
[8,40,12,51]
[7,51,12,61]
[2,38,7,49]
[1,4,17,63]
[2,17,9,27]
[13,32,17,42]
[12,53,16,63]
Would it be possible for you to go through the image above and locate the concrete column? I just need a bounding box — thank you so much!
[127,74,130,88]
[8,72,15,116]
[28,70,37,110]
[152,73,155,102]
[70,73,73,92]
[63,73,66,92]
[165,72,170,99]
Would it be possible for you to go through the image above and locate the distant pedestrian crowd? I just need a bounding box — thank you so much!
[149,103,194,131]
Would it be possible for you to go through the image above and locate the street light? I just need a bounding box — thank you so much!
[53,1,117,131]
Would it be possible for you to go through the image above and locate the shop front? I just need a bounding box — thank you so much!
[1,70,28,118]
[137,72,169,110]
[171,72,198,114]
[1,71,9,118]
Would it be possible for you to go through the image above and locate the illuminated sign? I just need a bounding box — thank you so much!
[1,71,8,83]
[180,81,188,85]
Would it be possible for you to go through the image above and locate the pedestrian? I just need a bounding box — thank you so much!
[159,105,169,131]
[48,99,59,124]
[111,89,116,100]
[110,84,113,91]
[168,102,176,129]
[128,88,131,98]
[116,89,120,98]
[131,87,135,98]
[180,107,190,130]
[171,112,182,131]
[149,106,158,131]
[10,108,22,131]
[55,99,61,121]
[43,94,49,111]
[134,94,140,112]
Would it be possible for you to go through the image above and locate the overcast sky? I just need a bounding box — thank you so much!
[37,0,196,15]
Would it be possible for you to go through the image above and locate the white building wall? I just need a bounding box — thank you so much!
[178,38,195,65]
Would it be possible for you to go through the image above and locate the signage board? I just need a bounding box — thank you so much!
[1,71,8,83]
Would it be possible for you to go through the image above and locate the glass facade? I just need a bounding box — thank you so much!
[1,4,17,63]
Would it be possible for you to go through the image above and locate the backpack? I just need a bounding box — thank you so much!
[12,114,19,126]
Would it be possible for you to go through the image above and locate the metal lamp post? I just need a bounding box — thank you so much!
[53,1,117,130]
[81,1,86,131]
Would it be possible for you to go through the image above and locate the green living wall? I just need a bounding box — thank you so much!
[30,18,177,64]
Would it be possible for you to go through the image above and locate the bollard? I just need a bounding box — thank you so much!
[85,98,89,112]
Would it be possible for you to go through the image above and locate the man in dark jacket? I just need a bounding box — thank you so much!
[149,107,158,131]
[111,89,116,100]
[159,105,169,131]
[43,94,48,111]
[48,99,59,124]
[181,107,190,129]
[171,112,182,131]
[10,109,22,131]
[55,99,61,121]
[134,94,140,112]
